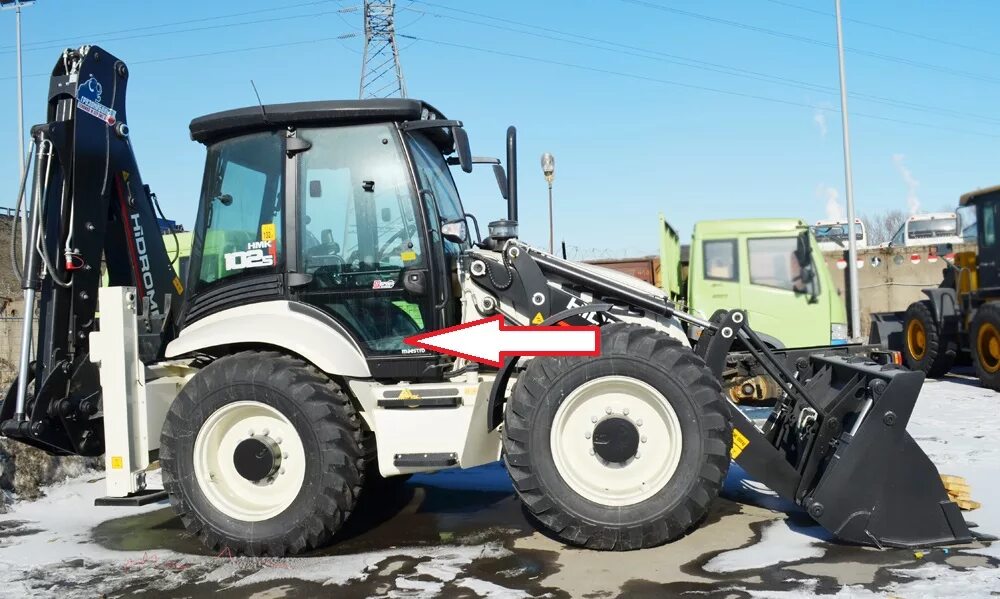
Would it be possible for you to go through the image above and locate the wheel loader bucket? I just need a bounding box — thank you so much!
[729,354,972,548]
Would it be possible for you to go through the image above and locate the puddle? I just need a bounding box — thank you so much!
[94,462,534,557]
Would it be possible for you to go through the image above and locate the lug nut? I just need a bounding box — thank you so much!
[635,453,641,459]
[585,432,591,439]
[262,428,270,436]
[248,429,254,436]
[589,449,595,456]
[282,452,289,459]
[623,408,630,416]
[605,407,612,415]
[641,435,647,443]
[591,416,598,423]
[279,468,286,475]
[636,419,643,427]
[276,437,283,444]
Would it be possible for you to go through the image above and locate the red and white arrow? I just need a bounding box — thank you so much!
[404,315,600,367]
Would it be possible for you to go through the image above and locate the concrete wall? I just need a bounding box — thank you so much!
[821,244,975,337]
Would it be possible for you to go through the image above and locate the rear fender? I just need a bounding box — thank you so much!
[921,288,960,331]
[165,301,370,377]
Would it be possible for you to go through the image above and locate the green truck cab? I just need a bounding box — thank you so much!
[660,216,848,348]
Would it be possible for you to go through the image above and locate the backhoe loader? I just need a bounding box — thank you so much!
[1,46,972,555]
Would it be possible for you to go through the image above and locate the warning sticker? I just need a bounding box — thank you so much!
[730,428,750,459]
[401,250,417,262]
[172,276,184,295]
[531,312,544,325]
[261,223,276,242]
[111,456,124,470]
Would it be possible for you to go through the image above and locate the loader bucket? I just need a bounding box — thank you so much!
[730,353,972,548]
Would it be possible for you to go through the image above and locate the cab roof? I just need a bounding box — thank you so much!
[189,99,448,145]
[960,184,1000,206]
[693,218,808,236]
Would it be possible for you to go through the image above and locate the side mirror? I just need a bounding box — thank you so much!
[452,126,473,174]
[492,164,509,201]
[441,219,468,244]
[214,193,233,206]
[795,231,812,266]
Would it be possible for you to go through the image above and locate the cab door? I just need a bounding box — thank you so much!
[740,234,828,347]
[291,124,442,379]
[689,237,742,316]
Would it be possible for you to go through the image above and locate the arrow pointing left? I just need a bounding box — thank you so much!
[403,315,600,367]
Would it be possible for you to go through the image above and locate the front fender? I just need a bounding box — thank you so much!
[165,301,370,377]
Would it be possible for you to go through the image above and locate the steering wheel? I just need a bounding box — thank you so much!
[377,229,408,260]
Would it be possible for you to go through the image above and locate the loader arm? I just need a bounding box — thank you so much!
[1,46,182,456]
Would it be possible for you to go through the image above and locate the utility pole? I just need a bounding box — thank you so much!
[1,0,34,181]
[541,153,555,254]
[359,0,406,99]
[835,0,861,340]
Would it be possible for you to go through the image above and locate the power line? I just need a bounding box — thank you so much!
[404,2,1000,126]
[0,34,359,82]
[759,0,1000,59]
[0,7,360,56]
[398,33,1000,140]
[0,1,341,51]
[618,0,1000,86]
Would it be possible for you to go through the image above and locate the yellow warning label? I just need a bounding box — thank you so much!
[731,429,750,459]
[532,312,544,325]
[121,171,130,182]
[111,456,124,470]
[172,276,184,295]
[260,223,277,241]
[401,250,417,262]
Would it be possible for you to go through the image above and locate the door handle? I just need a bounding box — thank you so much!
[403,269,428,296]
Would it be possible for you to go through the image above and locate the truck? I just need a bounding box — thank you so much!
[0,45,971,556]
[886,212,964,248]
[660,217,849,349]
[811,218,867,252]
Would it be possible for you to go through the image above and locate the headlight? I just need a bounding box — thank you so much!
[831,323,848,344]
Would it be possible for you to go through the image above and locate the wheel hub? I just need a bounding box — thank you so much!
[233,436,281,482]
[592,417,640,463]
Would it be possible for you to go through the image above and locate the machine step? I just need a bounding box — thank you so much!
[94,489,168,506]
[377,397,461,409]
[393,452,458,468]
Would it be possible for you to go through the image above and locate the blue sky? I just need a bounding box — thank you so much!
[1,0,998,257]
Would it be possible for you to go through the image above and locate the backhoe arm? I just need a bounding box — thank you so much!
[1,45,182,456]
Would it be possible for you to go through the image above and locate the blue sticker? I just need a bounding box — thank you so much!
[77,76,117,126]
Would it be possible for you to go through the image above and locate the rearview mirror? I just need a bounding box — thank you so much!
[441,219,468,244]
[795,231,812,266]
[492,164,509,200]
[452,126,473,174]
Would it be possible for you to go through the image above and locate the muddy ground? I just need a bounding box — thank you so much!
[0,376,996,598]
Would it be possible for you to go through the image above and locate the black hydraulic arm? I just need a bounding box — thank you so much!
[1,46,183,456]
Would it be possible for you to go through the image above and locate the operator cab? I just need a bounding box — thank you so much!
[960,184,1000,289]
[186,100,473,379]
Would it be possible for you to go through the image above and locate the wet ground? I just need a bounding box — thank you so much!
[0,376,998,598]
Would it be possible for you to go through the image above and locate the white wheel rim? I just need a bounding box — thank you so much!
[550,375,683,507]
[193,401,306,522]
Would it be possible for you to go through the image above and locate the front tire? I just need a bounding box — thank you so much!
[971,303,1000,391]
[903,300,956,378]
[160,351,364,556]
[503,324,731,551]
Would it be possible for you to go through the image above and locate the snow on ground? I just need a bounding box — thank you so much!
[0,377,994,597]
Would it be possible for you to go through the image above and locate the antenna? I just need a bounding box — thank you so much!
[250,79,270,125]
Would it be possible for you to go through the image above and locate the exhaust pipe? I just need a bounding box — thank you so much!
[506,126,517,222]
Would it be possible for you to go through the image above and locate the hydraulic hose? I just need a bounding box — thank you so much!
[9,140,35,282]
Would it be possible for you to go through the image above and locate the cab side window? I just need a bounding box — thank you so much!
[703,239,737,281]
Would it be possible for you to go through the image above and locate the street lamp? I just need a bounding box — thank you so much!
[1,0,35,183]
[541,152,555,254]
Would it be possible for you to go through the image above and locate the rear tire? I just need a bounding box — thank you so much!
[970,303,1000,391]
[903,300,956,378]
[503,323,731,551]
[160,351,364,556]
